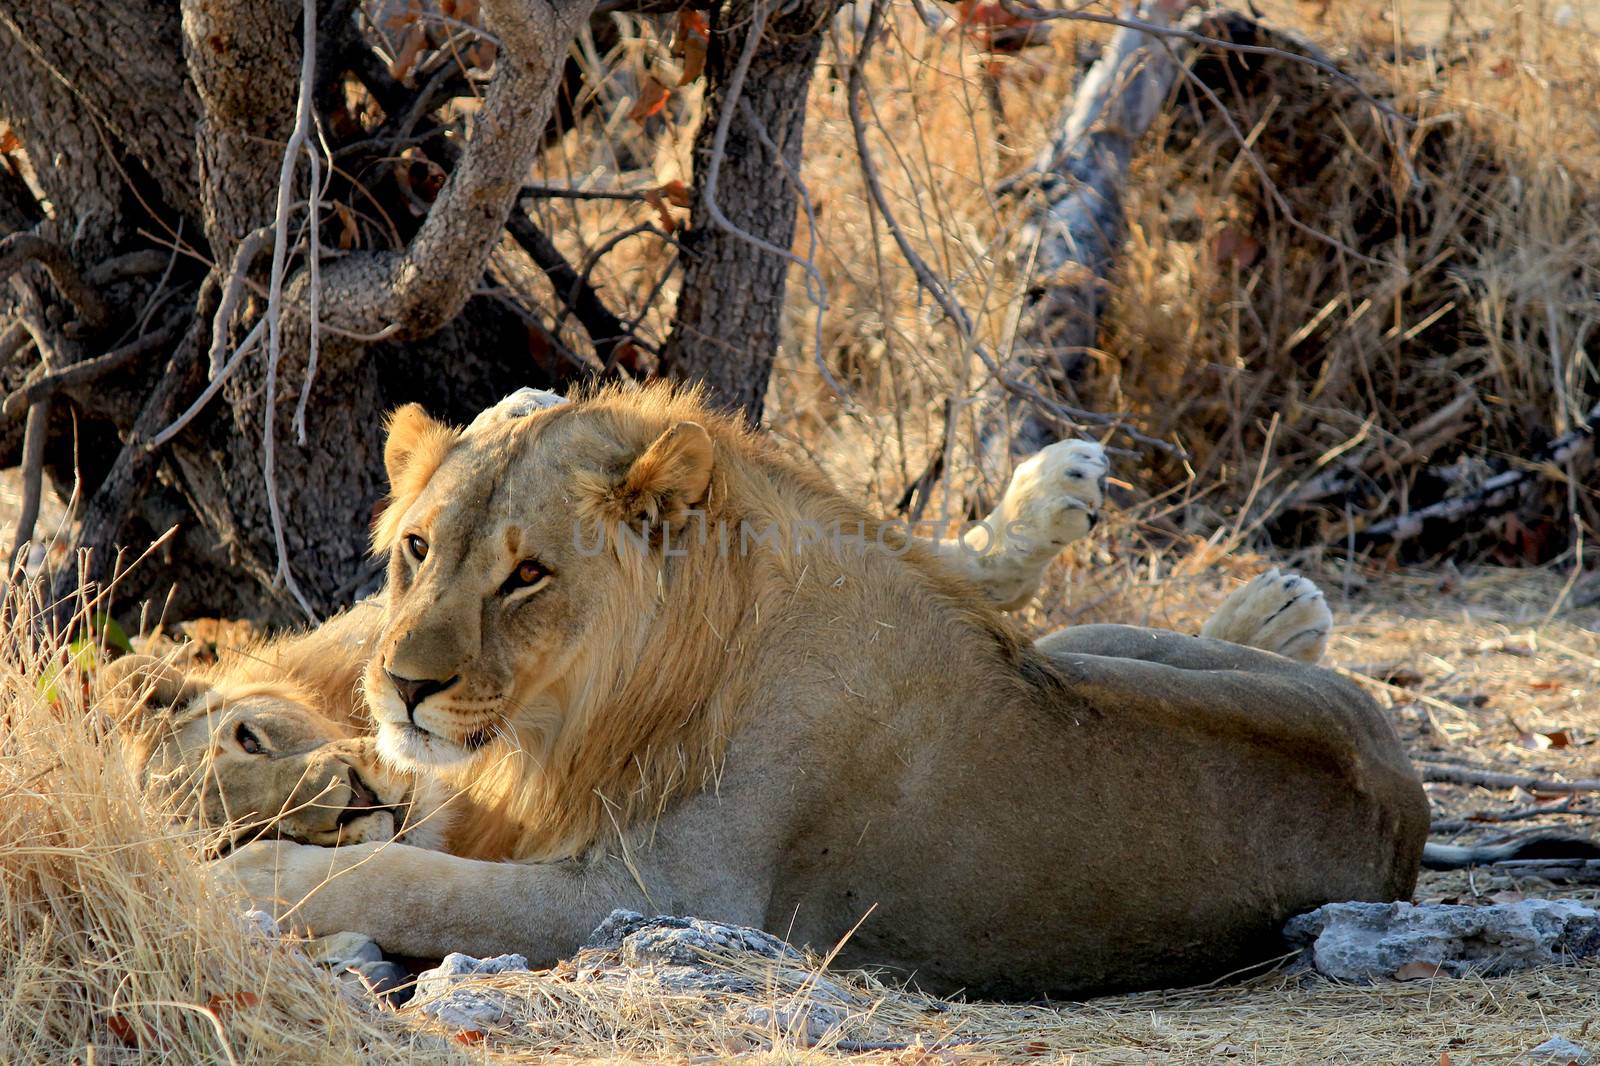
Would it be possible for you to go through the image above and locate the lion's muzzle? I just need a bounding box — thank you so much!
[384,669,460,722]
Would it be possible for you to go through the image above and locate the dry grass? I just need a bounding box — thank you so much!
[5,563,1600,1064]
[8,0,1600,1060]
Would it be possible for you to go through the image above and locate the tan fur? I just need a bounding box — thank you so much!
[102,606,455,853]
[111,416,1107,864]
[365,384,1061,864]
[207,382,1429,1000]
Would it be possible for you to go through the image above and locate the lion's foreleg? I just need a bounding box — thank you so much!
[216,838,658,964]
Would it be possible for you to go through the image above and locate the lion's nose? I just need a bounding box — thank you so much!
[384,670,459,720]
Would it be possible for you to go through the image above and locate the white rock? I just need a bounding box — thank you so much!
[1284,900,1600,981]
[236,909,280,939]
[1530,1036,1591,1064]
[412,952,531,1031]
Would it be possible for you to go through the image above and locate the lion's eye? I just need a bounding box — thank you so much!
[503,558,551,595]
[405,533,429,563]
[235,722,264,755]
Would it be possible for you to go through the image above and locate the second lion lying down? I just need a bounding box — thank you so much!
[107,384,1425,999]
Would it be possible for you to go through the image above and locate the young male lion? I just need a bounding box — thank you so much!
[123,384,1424,999]
[107,417,1143,857]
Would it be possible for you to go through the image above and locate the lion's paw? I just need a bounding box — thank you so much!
[1200,569,1332,664]
[997,439,1109,551]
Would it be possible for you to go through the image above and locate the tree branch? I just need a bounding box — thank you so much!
[0,233,112,328]
[505,209,638,365]
[1,320,180,418]
[316,0,601,341]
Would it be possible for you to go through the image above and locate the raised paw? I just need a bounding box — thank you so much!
[1199,568,1333,665]
[995,439,1109,552]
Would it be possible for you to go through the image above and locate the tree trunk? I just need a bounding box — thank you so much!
[2,0,844,624]
[1,0,591,624]
[657,0,840,423]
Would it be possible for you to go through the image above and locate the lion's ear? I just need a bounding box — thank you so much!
[383,404,454,488]
[97,655,205,732]
[374,404,458,552]
[616,421,714,526]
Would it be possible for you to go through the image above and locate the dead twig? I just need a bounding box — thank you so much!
[207,225,272,379]
[2,321,182,418]
[0,232,111,329]
[9,399,50,574]
[505,210,644,365]
[1421,764,1600,795]
[260,0,321,622]
[1354,400,1600,549]
[844,0,1170,454]
[520,183,658,203]
[1430,798,1600,834]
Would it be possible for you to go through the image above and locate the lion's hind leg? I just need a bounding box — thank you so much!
[1199,569,1333,664]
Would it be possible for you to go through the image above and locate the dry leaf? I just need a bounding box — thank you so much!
[467,40,497,71]
[629,77,672,123]
[205,991,261,1013]
[1393,961,1443,981]
[453,1029,486,1045]
[0,126,19,154]
[674,8,710,85]
[1489,889,1525,904]
[106,1015,139,1048]
[1212,226,1262,269]
[334,202,359,250]
[396,147,446,207]
[1519,728,1573,750]
[384,0,421,33]
[659,179,691,208]
[610,340,645,376]
[390,24,428,84]
[1439,1053,1453,1066]
[643,189,677,233]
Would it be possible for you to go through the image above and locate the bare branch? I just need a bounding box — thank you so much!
[505,209,641,364]
[521,183,657,203]
[0,233,111,328]
[2,321,181,418]
[316,0,600,341]
[843,0,1169,453]
[258,0,322,622]
[207,225,272,378]
[9,399,49,574]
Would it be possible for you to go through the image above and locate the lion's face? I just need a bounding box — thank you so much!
[364,397,714,770]
[103,656,417,850]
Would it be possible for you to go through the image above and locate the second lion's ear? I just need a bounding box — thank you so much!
[617,421,714,526]
[98,655,205,732]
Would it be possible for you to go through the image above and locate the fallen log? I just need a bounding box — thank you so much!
[971,0,1186,486]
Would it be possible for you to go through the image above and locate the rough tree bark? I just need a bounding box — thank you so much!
[0,0,850,623]
[657,0,842,423]
[0,0,597,622]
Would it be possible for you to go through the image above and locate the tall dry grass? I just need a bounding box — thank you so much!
[523,0,1598,572]
[0,585,458,1063]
